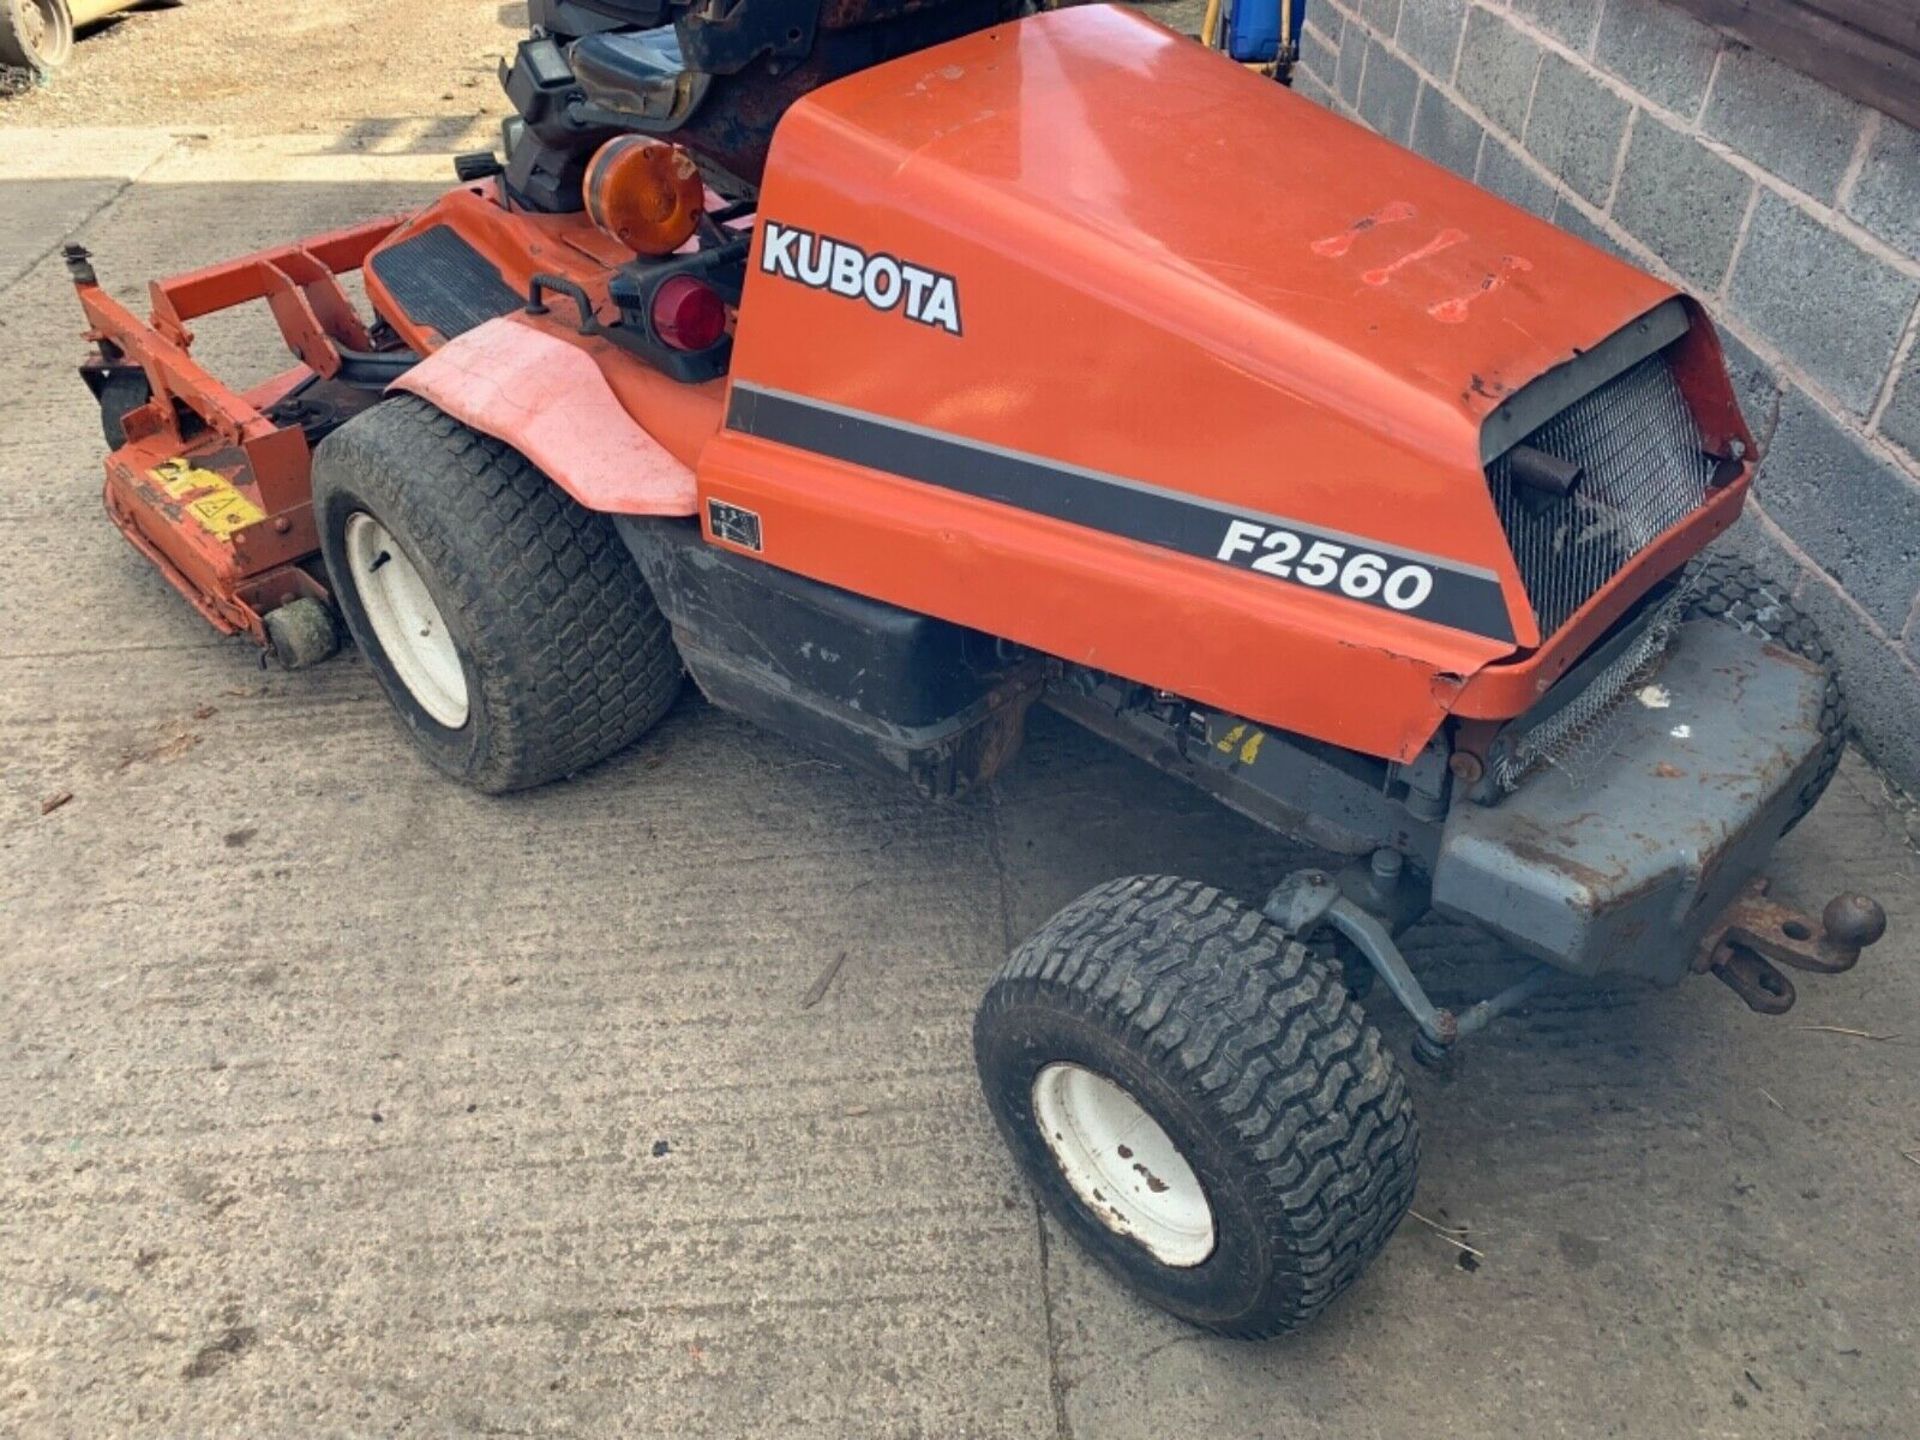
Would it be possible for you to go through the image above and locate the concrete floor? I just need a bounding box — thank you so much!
[3,45,1920,1440]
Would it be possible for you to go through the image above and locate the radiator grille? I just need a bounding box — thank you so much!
[1489,350,1713,637]
[1489,582,1688,793]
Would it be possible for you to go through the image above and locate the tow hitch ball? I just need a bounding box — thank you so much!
[1695,879,1887,1015]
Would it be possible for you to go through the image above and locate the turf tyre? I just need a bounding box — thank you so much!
[974,875,1419,1338]
[95,369,152,449]
[312,395,682,792]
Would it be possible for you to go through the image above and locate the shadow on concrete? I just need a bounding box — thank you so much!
[319,114,501,157]
[2,173,448,392]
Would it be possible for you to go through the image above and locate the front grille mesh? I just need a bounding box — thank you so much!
[1490,350,1713,636]
[1489,582,1689,793]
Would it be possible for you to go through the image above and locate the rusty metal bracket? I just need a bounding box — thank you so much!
[1707,945,1796,1014]
[1696,878,1885,1015]
[1696,878,1887,977]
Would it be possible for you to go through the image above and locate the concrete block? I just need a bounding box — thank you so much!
[1755,387,1920,634]
[1300,21,1340,90]
[1336,13,1366,107]
[1357,36,1419,144]
[1359,0,1400,36]
[1728,191,1920,416]
[1293,71,1338,110]
[1592,0,1721,120]
[1611,111,1752,290]
[1551,199,1629,260]
[1785,563,1920,793]
[1394,0,1465,81]
[1714,324,1785,451]
[1879,348,1920,462]
[1702,44,1867,203]
[1410,81,1484,178]
[1456,7,1541,141]
[1844,117,1920,262]
[1477,136,1556,220]
[1522,51,1632,206]
[1512,0,1598,53]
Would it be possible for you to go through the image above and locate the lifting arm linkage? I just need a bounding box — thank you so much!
[68,215,408,514]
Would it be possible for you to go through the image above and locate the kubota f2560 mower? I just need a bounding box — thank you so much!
[71,0,1887,1338]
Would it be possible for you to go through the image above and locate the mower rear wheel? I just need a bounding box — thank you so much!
[1684,551,1845,828]
[0,0,73,73]
[975,875,1419,1338]
[312,395,683,793]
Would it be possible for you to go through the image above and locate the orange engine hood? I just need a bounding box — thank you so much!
[706,4,1729,761]
[762,3,1674,447]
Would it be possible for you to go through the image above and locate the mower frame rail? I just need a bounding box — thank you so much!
[66,216,413,644]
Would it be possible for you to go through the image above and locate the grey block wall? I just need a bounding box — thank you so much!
[1297,0,1920,793]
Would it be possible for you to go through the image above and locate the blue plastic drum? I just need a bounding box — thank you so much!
[1227,0,1308,64]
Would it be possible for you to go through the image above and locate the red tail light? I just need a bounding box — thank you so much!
[649,276,727,351]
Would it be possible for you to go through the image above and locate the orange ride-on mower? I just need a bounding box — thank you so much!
[72,0,1887,1338]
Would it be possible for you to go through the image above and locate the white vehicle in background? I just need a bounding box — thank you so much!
[1,0,177,74]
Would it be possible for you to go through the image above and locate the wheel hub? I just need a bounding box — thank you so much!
[344,511,469,728]
[10,1,72,68]
[1031,1062,1215,1267]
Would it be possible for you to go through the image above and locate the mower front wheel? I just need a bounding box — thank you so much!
[93,368,153,449]
[264,597,338,671]
[312,395,683,793]
[974,876,1419,1338]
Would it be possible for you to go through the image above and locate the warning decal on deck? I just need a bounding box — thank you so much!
[151,460,266,539]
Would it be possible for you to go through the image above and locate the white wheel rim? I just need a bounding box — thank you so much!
[344,512,469,728]
[1032,1062,1216,1268]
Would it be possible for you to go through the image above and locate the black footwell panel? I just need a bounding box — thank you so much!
[369,225,523,341]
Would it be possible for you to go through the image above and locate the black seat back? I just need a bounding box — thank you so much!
[530,0,673,39]
[573,0,1021,187]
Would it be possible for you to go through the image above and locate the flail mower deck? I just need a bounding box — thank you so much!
[71,0,1886,1339]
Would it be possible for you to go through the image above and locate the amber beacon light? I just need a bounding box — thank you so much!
[584,136,706,256]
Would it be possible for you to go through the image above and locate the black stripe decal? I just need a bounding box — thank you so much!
[725,384,1515,643]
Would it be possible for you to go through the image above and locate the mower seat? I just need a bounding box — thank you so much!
[531,0,671,38]
[560,0,1017,185]
[571,25,696,124]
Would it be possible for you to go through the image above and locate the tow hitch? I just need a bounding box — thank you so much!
[1695,878,1887,1015]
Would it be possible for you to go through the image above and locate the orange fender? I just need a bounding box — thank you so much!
[389,314,697,516]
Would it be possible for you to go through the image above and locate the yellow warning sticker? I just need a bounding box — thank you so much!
[150,460,266,539]
[152,459,209,499]
[1212,721,1268,766]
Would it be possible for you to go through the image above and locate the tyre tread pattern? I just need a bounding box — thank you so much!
[978,875,1419,1338]
[315,395,681,791]
[1685,552,1845,825]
